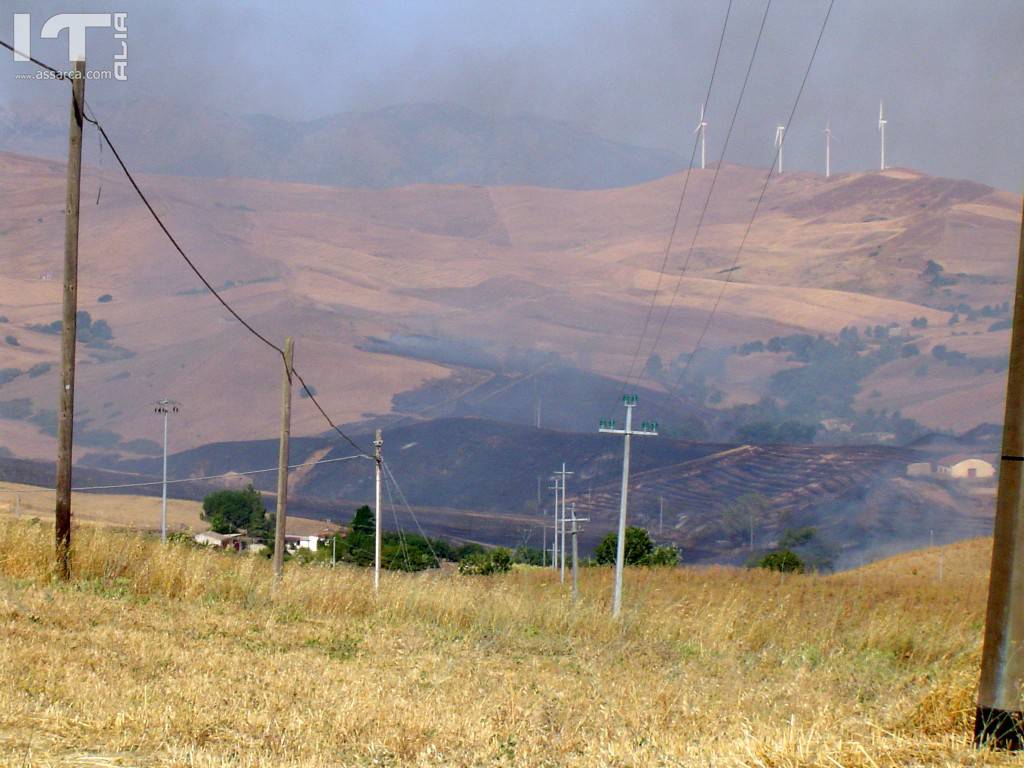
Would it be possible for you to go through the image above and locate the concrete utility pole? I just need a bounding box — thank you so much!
[600,394,657,617]
[976,201,1024,749]
[54,59,86,581]
[374,429,383,591]
[554,463,573,585]
[568,502,589,603]
[272,337,294,581]
[549,476,561,570]
[154,399,180,543]
[542,522,547,567]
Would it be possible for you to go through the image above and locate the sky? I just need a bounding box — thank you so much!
[2,0,1022,191]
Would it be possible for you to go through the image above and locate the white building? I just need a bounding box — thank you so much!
[937,455,996,480]
[906,461,933,477]
[194,531,247,550]
[284,534,321,553]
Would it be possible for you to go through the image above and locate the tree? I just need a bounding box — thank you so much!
[595,526,654,566]
[344,505,375,566]
[201,486,268,535]
[350,505,374,535]
[756,550,805,573]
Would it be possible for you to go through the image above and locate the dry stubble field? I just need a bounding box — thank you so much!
[0,521,1021,767]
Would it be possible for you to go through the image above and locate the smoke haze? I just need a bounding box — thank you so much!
[1,1,1021,188]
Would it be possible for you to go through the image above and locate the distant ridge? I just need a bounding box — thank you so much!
[0,101,685,190]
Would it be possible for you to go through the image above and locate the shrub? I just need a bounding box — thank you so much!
[595,527,653,566]
[5,335,18,347]
[757,550,805,573]
[458,547,513,575]
[644,545,679,567]
[97,294,113,303]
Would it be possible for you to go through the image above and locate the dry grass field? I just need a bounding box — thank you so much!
[0,521,1020,767]
[0,482,336,537]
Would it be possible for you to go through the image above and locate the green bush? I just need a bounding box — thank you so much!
[644,545,679,567]
[757,550,805,573]
[595,527,653,566]
[458,547,513,575]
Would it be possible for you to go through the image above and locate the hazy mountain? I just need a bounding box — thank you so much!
[0,101,685,190]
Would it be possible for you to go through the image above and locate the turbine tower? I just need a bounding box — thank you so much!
[824,120,832,179]
[878,100,887,170]
[774,125,785,173]
[694,103,708,170]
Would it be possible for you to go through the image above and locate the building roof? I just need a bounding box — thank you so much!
[195,531,243,542]
[937,454,996,467]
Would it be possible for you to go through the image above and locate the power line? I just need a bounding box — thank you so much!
[636,0,774,389]
[382,461,440,565]
[1,41,372,458]
[0,453,368,495]
[381,468,413,572]
[620,0,734,394]
[665,0,835,401]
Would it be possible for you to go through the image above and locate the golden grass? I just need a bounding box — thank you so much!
[0,523,1019,767]
[0,482,337,537]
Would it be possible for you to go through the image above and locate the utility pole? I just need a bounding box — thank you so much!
[554,463,573,585]
[659,494,664,537]
[272,337,294,581]
[549,476,561,570]
[54,59,86,581]
[542,522,547,567]
[824,120,832,179]
[599,394,657,617]
[374,429,383,591]
[154,399,179,543]
[568,502,589,603]
[976,201,1024,749]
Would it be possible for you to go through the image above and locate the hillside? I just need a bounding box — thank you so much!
[0,152,1017,466]
[34,415,986,566]
[0,102,685,190]
[0,521,1010,766]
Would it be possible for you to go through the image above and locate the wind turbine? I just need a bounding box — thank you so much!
[774,125,785,173]
[694,103,708,170]
[878,100,887,170]
[824,120,832,179]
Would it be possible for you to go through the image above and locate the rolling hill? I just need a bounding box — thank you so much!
[0,151,1017,468]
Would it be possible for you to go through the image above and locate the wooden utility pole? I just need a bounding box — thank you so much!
[272,337,294,581]
[54,59,86,581]
[976,201,1024,748]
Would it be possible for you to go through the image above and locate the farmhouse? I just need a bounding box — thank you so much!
[284,534,321,553]
[906,462,933,477]
[936,455,996,480]
[194,531,247,550]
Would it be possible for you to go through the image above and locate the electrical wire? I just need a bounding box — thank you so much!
[382,468,413,572]
[620,0,734,394]
[382,461,440,566]
[637,0,774,388]
[1,39,372,458]
[665,0,836,401]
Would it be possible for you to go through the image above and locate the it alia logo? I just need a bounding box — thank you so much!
[12,12,127,80]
